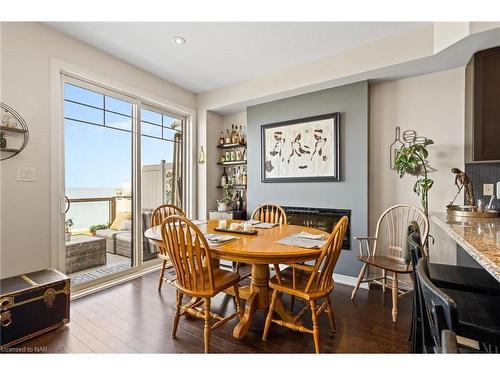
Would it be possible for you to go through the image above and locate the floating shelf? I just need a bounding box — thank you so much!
[217,161,247,166]
[0,125,28,134]
[217,143,247,149]
[217,185,247,189]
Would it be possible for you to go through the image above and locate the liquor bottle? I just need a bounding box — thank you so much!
[220,152,226,163]
[235,148,242,161]
[219,131,224,145]
[242,166,247,186]
[230,150,236,161]
[239,125,244,145]
[225,129,231,144]
[242,148,247,161]
[234,190,242,211]
[221,168,227,186]
[231,124,238,144]
[236,167,241,185]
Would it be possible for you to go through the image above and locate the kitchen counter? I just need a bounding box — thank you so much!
[432,212,500,282]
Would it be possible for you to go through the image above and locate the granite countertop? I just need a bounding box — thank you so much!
[432,212,500,282]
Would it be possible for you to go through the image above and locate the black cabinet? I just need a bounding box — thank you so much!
[466,46,500,162]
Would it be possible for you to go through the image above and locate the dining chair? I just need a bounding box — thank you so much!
[251,203,288,224]
[350,204,429,323]
[151,204,186,291]
[160,215,243,353]
[262,216,349,354]
[234,203,288,278]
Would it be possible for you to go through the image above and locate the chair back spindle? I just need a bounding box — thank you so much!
[160,215,215,294]
[251,204,287,224]
[151,204,185,226]
[374,204,429,259]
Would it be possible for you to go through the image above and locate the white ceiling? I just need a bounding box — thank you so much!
[47,22,430,93]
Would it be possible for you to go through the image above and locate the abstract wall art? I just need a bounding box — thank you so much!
[261,112,340,182]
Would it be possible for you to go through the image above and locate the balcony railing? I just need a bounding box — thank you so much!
[67,196,132,231]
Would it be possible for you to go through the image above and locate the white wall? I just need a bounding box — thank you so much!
[369,67,465,263]
[0,22,196,278]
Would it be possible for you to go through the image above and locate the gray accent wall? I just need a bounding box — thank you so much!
[246,81,369,277]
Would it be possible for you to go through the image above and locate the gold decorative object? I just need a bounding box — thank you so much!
[446,205,499,218]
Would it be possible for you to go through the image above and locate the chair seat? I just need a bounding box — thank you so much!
[174,267,240,297]
[443,287,500,346]
[269,267,333,300]
[357,255,412,273]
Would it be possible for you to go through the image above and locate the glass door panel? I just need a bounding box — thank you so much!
[140,106,184,263]
[64,81,134,286]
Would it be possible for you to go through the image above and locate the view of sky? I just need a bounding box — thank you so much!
[64,83,178,190]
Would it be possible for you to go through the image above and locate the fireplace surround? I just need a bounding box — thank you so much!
[282,206,351,249]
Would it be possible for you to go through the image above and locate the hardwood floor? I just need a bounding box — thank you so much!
[14,270,411,353]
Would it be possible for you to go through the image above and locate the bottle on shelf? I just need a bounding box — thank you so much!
[225,151,230,162]
[235,148,242,161]
[234,190,242,211]
[242,166,247,186]
[231,124,239,144]
[220,152,226,163]
[225,129,231,144]
[242,148,247,161]
[219,131,224,146]
[230,150,236,161]
[221,168,227,186]
[239,125,245,145]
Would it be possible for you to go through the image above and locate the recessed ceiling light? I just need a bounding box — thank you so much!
[173,36,186,45]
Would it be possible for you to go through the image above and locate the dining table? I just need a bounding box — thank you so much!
[144,219,329,339]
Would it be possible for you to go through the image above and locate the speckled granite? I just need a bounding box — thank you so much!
[432,213,500,282]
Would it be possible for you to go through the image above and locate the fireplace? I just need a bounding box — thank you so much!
[282,206,351,249]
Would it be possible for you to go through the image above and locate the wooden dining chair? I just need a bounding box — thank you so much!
[350,204,429,323]
[151,204,185,291]
[234,203,288,278]
[251,203,288,224]
[262,216,349,354]
[160,215,243,353]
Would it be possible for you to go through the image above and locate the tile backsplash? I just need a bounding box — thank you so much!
[465,162,500,209]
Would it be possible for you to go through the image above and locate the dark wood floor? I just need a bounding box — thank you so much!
[15,270,411,353]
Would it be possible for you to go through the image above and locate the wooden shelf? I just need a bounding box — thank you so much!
[0,125,27,134]
[217,185,247,189]
[217,143,246,149]
[1,147,21,153]
[217,161,247,166]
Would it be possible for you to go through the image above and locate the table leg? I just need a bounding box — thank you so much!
[233,264,269,339]
[232,264,295,339]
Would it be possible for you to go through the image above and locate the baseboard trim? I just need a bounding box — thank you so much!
[333,273,368,289]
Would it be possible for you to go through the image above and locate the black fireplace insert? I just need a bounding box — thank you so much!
[282,206,351,250]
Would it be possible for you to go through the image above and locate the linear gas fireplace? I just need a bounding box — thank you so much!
[282,206,351,249]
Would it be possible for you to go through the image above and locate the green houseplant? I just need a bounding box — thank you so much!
[89,223,109,236]
[65,219,73,241]
[394,138,434,216]
[217,182,234,211]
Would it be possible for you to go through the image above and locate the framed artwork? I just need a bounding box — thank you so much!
[261,112,340,182]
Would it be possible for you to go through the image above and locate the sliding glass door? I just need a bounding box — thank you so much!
[62,75,185,287]
[140,106,183,264]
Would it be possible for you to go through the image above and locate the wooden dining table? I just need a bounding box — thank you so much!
[144,219,329,339]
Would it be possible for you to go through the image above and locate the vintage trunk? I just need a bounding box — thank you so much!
[0,269,70,350]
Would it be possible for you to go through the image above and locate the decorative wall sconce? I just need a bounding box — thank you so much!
[198,146,205,165]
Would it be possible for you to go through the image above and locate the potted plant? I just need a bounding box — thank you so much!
[89,223,109,236]
[217,182,234,211]
[394,138,434,216]
[65,219,73,241]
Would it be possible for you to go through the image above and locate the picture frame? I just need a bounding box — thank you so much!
[261,112,340,183]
